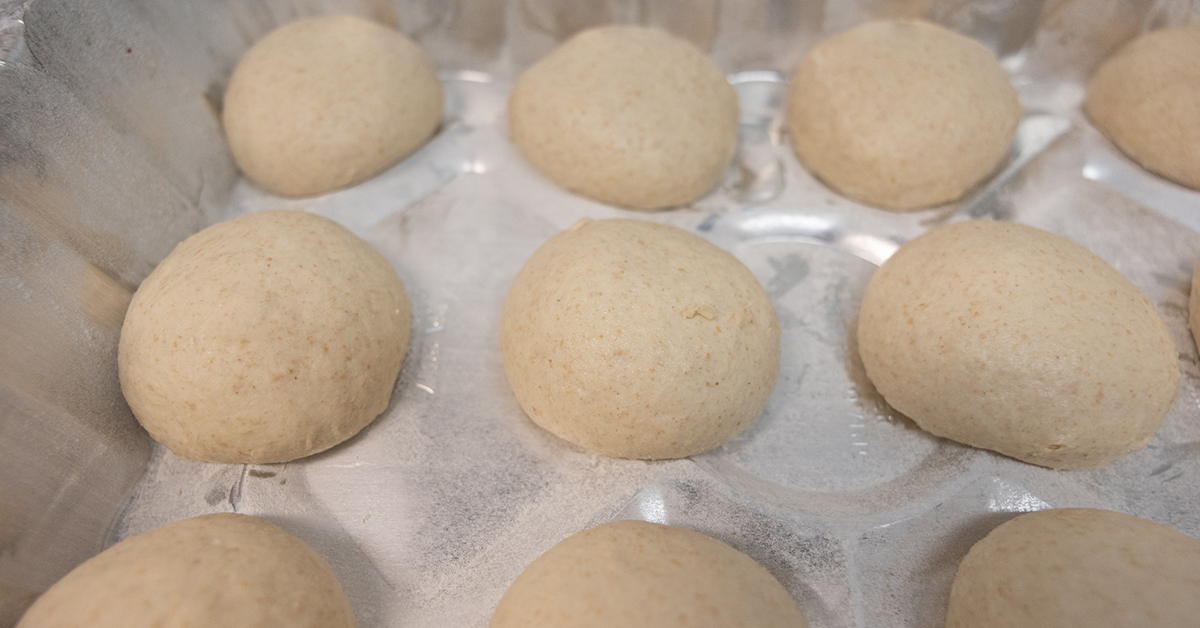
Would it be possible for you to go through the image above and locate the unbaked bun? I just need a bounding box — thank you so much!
[1085,24,1200,191]
[946,508,1200,628]
[785,20,1021,210]
[500,218,780,459]
[119,210,411,464]
[223,15,443,197]
[857,220,1179,469]
[491,520,808,628]
[508,26,738,210]
[17,514,354,628]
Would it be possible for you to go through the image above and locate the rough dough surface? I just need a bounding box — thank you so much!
[946,508,1200,628]
[857,220,1179,469]
[500,218,780,459]
[785,20,1021,210]
[17,513,354,628]
[490,520,808,628]
[119,210,411,464]
[1085,24,1200,191]
[223,15,443,197]
[508,26,739,210]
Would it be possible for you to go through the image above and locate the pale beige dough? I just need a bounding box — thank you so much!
[223,15,443,197]
[490,520,808,628]
[17,513,354,628]
[1086,24,1200,191]
[785,20,1022,210]
[500,218,780,459]
[119,210,411,464]
[1191,261,1200,354]
[946,508,1200,628]
[857,220,1179,469]
[508,26,739,210]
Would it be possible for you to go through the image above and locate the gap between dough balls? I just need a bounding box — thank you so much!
[507,26,739,210]
[16,513,355,628]
[118,210,412,464]
[222,14,444,197]
[490,520,809,628]
[785,20,1021,210]
[856,220,1179,470]
[499,218,781,459]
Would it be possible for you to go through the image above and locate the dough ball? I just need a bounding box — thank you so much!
[785,20,1021,210]
[500,218,780,459]
[223,15,443,197]
[490,520,808,628]
[946,508,1200,628]
[1085,24,1200,191]
[508,26,739,210]
[1191,261,1200,355]
[17,513,354,628]
[119,210,411,464]
[857,220,1179,470]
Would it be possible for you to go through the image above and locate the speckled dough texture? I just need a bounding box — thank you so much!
[16,514,355,628]
[946,508,1200,628]
[1085,24,1200,191]
[490,520,808,628]
[119,210,411,464]
[223,15,443,197]
[785,20,1021,210]
[857,220,1179,469]
[500,218,780,459]
[507,26,739,210]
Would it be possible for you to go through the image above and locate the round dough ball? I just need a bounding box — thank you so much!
[119,210,411,464]
[490,520,808,628]
[223,15,443,197]
[508,26,739,210]
[785,20,1022,210]
[946,508,1200,628]
[1085,24,1200,191]
[857,220,1179,470]
[500,218,780,459]
[17,513,354,628]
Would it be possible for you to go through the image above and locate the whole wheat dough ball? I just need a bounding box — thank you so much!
[507,26,739,210]
[946,508,1200,628]
[785,20,1021,210]
[1085,24,1200,191]
[17,514,354,628]
[223,15,443,197]
[119,210,411,464]
[500,218,780,459]
[490,520,808,628]
[857,220,1179,470]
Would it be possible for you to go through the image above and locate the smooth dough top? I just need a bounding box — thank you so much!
[1085,24,1200,191]
[508,26,739,210]
[119,210,411,464]
[499,218,780,459]
[857,220,1179,470]
[946,508,1200,628]
[785,20,1021,210]
[490,520,808,628]
[223,15,443,197]
[17,513,354,628]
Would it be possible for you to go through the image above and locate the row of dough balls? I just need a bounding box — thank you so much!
[221,16,1200,208]
[118,210,1180,472]
[17,507,1200,627]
